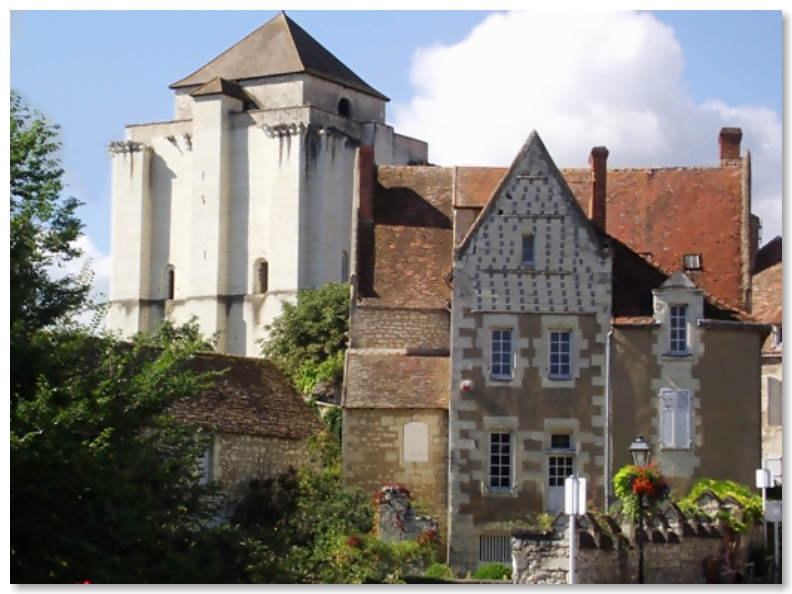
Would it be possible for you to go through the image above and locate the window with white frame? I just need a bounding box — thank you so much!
[548,455,574,487]
[491,329,513,379]
[479,534,511,563]
[669,305,688,354]
[521,235,535,268]
[489,432,512,490]
[549,331,572,379]
[659,389,691,449]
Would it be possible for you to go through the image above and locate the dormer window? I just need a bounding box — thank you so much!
[338,98,351,118]
[683,253,702,271]
[669,305,688,354]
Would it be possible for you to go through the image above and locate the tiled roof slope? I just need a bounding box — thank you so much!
[170,352,323,440]
[448,165,746,309]
[170,12,387,100]
[752,262,782,325]
[365,165,453,308]
[344,353,449,409]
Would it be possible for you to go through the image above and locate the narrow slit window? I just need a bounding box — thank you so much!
[167,266,175,300]
[522,235,535,268]
[256,259,269,294]
[341,250,349,283]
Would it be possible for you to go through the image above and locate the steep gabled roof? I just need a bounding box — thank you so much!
[170,352,323,440]
[455,131,603,259]
[446,159,747,310]
[170,12,388,100]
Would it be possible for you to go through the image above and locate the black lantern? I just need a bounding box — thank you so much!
[629,435,650,467]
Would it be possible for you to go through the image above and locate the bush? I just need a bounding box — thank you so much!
[424,563,455,580]
[472,562,511,580]
[676,478,762,533]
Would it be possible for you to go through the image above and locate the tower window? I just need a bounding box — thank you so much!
[166,265,175,300]
[255,259,269,294]
[338,98,351,118]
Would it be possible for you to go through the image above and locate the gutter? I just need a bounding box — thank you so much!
[604,328,613,508]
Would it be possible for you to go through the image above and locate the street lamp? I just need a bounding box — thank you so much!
[629,436,650,584]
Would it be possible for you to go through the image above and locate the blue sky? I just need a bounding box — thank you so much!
[9,10,783,306]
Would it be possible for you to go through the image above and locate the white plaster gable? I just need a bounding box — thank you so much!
[453,131,610,316]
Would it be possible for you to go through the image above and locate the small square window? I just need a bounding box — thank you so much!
[549,331,572,379]
[522,235,535,268]
[683,253,702,271]
[550,433,571,450]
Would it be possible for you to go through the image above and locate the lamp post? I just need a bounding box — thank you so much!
[629,436,650,584]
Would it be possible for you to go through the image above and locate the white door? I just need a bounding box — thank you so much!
[546,455,575,512]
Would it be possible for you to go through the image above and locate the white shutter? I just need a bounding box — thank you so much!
[768,378,782,426]
[660,389,675,447]
[674,390,690,448]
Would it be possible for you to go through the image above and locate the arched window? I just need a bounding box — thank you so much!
[255,259,268,294]
[166,265,175,300]
[338,98,351,118]
[341,250,349,282]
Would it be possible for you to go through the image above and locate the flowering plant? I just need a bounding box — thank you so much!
[613,462,670,520]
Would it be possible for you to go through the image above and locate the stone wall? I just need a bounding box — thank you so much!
[342,408,448,556]
[512,502,762,584]
[350,305,449,350]
[211,432,312,498]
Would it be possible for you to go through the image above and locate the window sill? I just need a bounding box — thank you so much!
[490,375,514,382]
[662,352,692,360]
[548,375,573,381]
[481,484,519,498]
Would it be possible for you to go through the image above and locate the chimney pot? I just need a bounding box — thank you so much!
[719,127,742,163]
[589,146,609,231]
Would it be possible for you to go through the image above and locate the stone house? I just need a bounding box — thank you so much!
[106,12,427,355]
[343,129,768,573]
[169,351,323,497]
[751,236,782,486]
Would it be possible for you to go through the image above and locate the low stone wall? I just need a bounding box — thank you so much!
[512,500,762,584]
[350,305,449,350]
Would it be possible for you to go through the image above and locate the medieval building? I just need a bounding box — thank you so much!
[106,12,426,355]
[105,13,775,575]
[342,128,768,572]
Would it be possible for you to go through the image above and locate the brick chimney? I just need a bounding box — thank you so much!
[588,146,609,231]
[719,127,742,164]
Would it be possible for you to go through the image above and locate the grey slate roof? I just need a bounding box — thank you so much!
[170,12,388,101]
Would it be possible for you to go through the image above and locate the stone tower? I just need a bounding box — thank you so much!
[107,12,427,355]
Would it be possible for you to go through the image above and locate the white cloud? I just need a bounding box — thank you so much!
[46,235,111,328]
[393,10,782,242]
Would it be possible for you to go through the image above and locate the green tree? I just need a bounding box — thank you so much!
[11,92,90,402]
[261,282,349,393]
[10,327,226,583]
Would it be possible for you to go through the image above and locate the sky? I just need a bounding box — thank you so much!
[9,10,784,313]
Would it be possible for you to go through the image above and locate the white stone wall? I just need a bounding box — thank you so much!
[108,75,426,355]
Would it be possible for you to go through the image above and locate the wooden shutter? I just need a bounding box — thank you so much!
[768,378,782,426]
[674,390,690,448]
[660,389,675,447]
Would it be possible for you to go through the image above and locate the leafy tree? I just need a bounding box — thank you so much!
[11,92,91,402]
[10,328,224,583]
[261,282,349,393]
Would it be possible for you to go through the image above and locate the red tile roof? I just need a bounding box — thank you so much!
[365,166,453,309]
[344,353,449,409]
[752,262,782,325]
[170,353,323,440]
[447,163,747,310]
